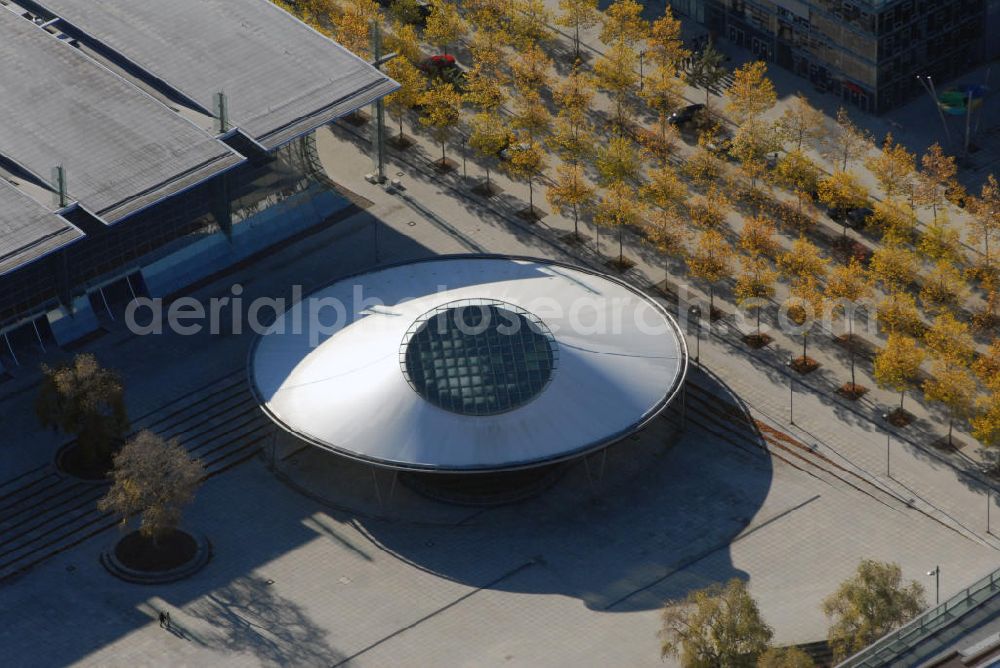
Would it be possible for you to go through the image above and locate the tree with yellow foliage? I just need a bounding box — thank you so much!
[817,170,869,237]
[877,292,922,337]
[827,259,874,393]
[596,135,641,186]
[773,150,821,214]
[866,199,916,245]
[386,23,423,64]
[919,260,968,314]
[510,0,553,48]
[464,64,507,113]
[546,162,595,240]
[388,0,422,27]
[424,0,467,57]
[740,215,779,258]
[786,278,826,365]
[778,236,829,287]
[550,69,597,164]
[648,8,688,75]
[686,44,728,108]
[468,111,509,193]
[510,43,553,97]
[924,360,977,446]
[418,80,463,167]
[594,39,640,132]
[595,180,644,266]
[825,107,874,171]
[729,119,782,191]
[643,64,684,143]
[660,579,773,666]
[384,58,425,145]
[467,27,506,75]
[511,91,551,142]
[758,646,817,668]
[973,339,1000,392]
[735,256,777,343]
[687,185,731,230]
[336,0,381,58]
[464,0,507,32]
[641,163,687,211]
[924,313,975,366]
[600,0,648,46]
[688,229,735,317]
[549,112,595,167]
[777,93,825,151]
[874,334,926,412]
[973,391,1000,461]
[556,0,599,60]
[503,138,547,217]
[914,142,957,223]
[643,206,689,284]
[726,60,777,123]
[918,216,963,264]
[969,174,1000,273]
[683,146,724,188]
[870,243,918,293]
[865,133,915,201]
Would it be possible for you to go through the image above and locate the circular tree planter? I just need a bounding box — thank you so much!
[101,529,211,584]
[54,441,114,484]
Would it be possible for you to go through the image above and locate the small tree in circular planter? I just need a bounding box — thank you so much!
[37,353,129,472]
[99,430,205,560]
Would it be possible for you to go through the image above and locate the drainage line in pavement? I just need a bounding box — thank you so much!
[331,559,539,666]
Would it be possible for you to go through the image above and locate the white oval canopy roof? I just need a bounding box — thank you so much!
[250,256,687,471]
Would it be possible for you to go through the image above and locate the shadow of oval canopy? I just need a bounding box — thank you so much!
[354,367,773,613]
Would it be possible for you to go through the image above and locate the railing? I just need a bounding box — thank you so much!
[839,567,1000,667]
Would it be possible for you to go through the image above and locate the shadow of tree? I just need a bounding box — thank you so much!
[190,574,344,667]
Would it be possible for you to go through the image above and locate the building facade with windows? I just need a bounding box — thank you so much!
[670,0,987,113]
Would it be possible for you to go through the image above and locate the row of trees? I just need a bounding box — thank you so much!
[287,0,1000,452]
[660,560,926,665]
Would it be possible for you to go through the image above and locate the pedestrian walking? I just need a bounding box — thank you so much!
[165,611,171,629]
[158,611,167,628]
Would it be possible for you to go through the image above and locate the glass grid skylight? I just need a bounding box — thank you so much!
[401,300,558,416]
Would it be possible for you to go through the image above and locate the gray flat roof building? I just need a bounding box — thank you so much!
[0,0,394,352]
[23,0,397,148]
[0,7,242,222]
[0,180,81,276]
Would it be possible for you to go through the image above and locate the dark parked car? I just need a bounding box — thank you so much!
[829,206,874,229]
[667,103,705,127]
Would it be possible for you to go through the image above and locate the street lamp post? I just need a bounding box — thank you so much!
[688,305,702,367]
[787,356,795,425]
[927,566,940,606]
[462,135,468,180]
